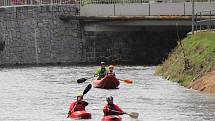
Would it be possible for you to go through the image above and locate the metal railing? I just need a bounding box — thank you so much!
[0,0,80,6]
[195,10,215,31]
[1,0,215,6]
[80,0,215,5]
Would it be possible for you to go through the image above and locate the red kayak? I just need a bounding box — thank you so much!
[101,115,122,121]
[70,111,91,119]
[93,75,120,89]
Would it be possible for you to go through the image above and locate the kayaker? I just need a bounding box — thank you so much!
[68,93,88,117]
[95,62,108,80]
[103,96,127,116]
[106,65,115,77]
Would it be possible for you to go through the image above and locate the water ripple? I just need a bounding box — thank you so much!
[0,66,215,121]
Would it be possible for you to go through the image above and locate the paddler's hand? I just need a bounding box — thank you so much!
[67,111,71,118]
[68,111,71,115]
[122,112,127,115]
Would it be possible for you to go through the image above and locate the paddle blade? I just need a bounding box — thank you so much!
[128,112,139,119]
[83,84,92,95]
[124,80,133,84]
[77,78,87,83]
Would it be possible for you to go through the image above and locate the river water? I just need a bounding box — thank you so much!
[1,66,215,121]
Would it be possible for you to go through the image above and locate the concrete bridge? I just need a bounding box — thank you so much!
[80,2,215,16]
[58,1,215,32]
[60,1,215,64]
[0,1,215,66]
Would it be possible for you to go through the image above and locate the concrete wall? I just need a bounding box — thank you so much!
[185,2,215,15]
[150,3,185,15]
[80,2,215,16]
[115,3,149,16]
[80,4,115,16]
[0,5,85,65]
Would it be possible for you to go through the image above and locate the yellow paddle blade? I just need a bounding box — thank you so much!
[128,112,139,119]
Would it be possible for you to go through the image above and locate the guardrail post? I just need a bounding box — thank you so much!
[200,12,202,31]
[209,11,211,30]
[192,0,195,34]
[195,13,197,31]
[184,2,185,16]
[114,3,115,16]
[4,0,7,6]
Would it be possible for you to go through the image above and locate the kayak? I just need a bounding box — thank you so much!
[70,111,91,119]
[93,75,120,89]
[101,115,122,121]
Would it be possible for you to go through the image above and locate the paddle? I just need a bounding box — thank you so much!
[77,75,133,84]
[127,112,139,119]
[109,109,139,119]
[82,84,92,95]
[77,76,95,83]
[118,79,133,84]
[67,84,92,118]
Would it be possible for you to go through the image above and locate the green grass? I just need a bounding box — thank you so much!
[155,32,215,87]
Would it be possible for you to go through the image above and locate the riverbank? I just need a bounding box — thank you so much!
[155,32,215,93]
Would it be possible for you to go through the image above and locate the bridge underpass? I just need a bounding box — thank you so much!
[60,15,194,64]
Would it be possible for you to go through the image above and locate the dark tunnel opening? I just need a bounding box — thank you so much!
[84,26,190,65]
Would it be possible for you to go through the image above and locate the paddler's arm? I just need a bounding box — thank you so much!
[110,105,126,115]
[94,68,100,76]
[67,102,77,118]
[82,101,88,106]
[109,109,127,115]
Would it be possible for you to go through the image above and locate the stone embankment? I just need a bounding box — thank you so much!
[0,5,83,65]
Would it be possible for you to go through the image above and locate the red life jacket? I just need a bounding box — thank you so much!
[103,104,124,116]
[69,101,88,112]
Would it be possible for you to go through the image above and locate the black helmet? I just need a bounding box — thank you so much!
[106,96,113,102]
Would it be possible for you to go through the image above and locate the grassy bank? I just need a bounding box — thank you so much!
[155,32,215,87]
